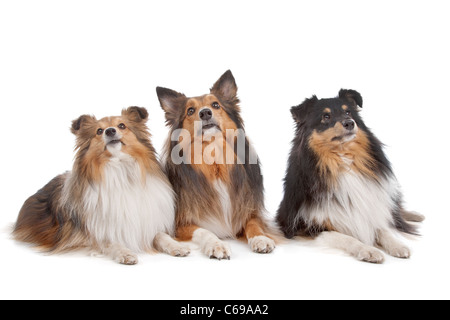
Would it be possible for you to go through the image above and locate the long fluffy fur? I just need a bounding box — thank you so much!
[13,107,181,262]
[276,90,418,242]
[157,70,279,256]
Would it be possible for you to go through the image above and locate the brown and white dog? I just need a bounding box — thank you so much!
[157,70,278,259]
[13,107,190,264]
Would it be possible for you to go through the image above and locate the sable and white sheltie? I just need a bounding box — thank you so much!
[276,89,424,263]
[156,70,278,259]
[13,107,190,264]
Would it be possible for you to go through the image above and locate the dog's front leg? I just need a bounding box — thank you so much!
[176,225,231,260]
[317,231,385,264]
[153,232,191,257]
[376,229,411,259]
[101,243,139,265]
[244,217,276,254]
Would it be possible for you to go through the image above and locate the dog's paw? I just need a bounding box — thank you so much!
[116,253,139,265]
[203,240,231,260]
[167,243,191,257]
[356,247,385,264]
[386,245,411,259]
[249,236,276,254]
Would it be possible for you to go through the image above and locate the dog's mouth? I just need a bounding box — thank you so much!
[331,131,358,143]
[202,122,221,132]
[106,139,125,147]
[332,132,356,141]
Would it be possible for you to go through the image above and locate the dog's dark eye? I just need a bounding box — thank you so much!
[187,107,196,116]
[97,128,104,135]
[118,123,126,130]
[212,102,220,109]
[345,111,351,116]
[323,114,331,121]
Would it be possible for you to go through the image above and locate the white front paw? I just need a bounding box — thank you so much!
[167,242,191,257]
[357,247,385,264]
[386,245,411,259]
[203,240,231,260]
[249,236,276,254]
[116,253,139,265]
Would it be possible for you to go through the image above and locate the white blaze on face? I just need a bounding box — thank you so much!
[198,107,220,135]
[202,126,220,137]
[103,127,123,155]
[341,124,358,143]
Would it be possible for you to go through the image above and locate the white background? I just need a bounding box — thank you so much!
[0,0,449,300]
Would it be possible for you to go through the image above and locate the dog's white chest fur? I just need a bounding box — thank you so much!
[82,153,175,252]
[308,163,399,245]
[197,180,234,239]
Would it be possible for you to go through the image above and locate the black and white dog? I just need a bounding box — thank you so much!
[276,89,424,263]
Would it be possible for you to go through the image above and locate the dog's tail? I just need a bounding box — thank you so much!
[393,208,423,236]
[401,210,425,223]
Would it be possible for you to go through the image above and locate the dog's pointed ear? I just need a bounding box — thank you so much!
[122,106,148,123]
[291,95,318,123]
[71,115,97,135]
[339,89,363,108]
[210,70,238,102]
[156,87,186,126]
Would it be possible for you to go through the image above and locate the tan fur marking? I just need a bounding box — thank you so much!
[309,126,377,184]
[182,94,238,183]
[342,105,348,111]
[176,225,200,241]
[244,217,266,240]
[321,218,337,232]
[75,115,163,183]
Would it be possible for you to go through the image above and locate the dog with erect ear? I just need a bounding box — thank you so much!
[276,89,424,263]
[157,70,281,259]
[13,107,190,264]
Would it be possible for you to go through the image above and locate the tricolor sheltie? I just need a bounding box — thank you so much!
[156,70,278,259]
[13,107,190,264]
[276,89,424,263]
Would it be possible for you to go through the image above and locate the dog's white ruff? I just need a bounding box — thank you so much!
[79,149,175,252]
[302,161,400,245]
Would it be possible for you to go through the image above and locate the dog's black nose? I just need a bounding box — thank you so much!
[105,128,117,137]
[342,119,355,131]
[199,108,213,121]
